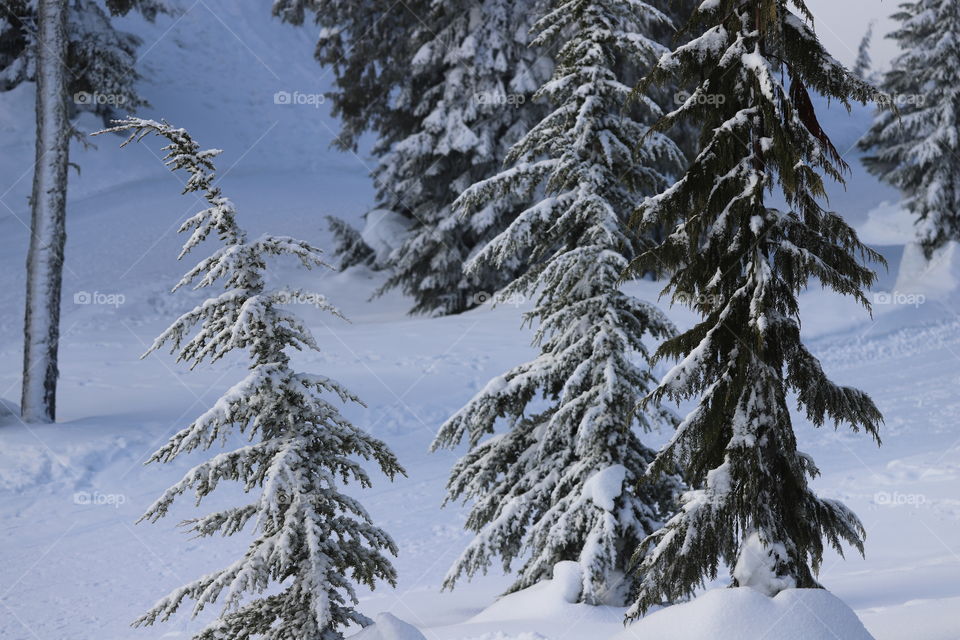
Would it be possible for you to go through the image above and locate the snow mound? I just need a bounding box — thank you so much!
[361,209,413,263]
[856,200,915,245]
[348,613,426,640]
[0,422,140,492]
[893,241,960,298]
[470,562,587,624]
[612,588,875,640]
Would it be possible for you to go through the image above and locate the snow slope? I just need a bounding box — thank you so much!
[0,3,958,640]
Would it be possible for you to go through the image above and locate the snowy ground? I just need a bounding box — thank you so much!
[1,3,958,640]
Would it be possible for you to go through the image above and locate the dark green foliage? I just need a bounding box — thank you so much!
[326,215,374,269]
[623,0,886,618]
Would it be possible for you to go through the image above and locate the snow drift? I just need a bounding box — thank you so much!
[612,588,875,640]
[348,613,426,640]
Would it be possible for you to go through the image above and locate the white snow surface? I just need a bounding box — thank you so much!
[894,241,960,298]
[470,562,586,624]
[361,209,413,264]
[612,588,876,640]
[0,3,958,640]
[349,613,426,640]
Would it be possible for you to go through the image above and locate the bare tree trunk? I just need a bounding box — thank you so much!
[21,0,69,423]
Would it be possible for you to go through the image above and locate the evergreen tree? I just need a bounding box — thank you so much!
[370,0,553,315]
[272,0,429,154]
[276,0,552,315]
[622,0,886,617]
[0,0,170,123]
[852,20,875,80]
[97,118,404,640]
[646,0,701,162]
[859,0,960,257]
[432,0,683,604]
[326,215,375,269]
[272,0,432,271]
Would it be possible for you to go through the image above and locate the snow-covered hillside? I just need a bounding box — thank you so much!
[1,3,957,640]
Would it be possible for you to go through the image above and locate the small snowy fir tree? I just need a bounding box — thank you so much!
[852,20,875,80]
[0,0,170,122]
[95,118,404,640]
[622,0,886,617]
[432,0,683,604]
[860,0,960,257]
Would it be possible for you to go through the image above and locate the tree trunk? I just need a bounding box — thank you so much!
[21,0,69,423]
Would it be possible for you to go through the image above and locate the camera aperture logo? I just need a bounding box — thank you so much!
[472,290,527,307]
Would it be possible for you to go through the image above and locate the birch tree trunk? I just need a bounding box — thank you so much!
[21,0,69,423]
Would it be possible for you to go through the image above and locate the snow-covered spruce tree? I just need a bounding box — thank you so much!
[271,0,430,154]
[0,0,170,122]
[860,0,960,257]
[96,118,404,639]
[622,0,886,617]
[372,0,555,315]
[325,215,375,269]
[431,0,683,604]
[643,0,702,162]
[276,0,553,315]
[272,0,432,271]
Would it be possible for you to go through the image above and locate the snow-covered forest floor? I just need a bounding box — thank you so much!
[0,3,957,639]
